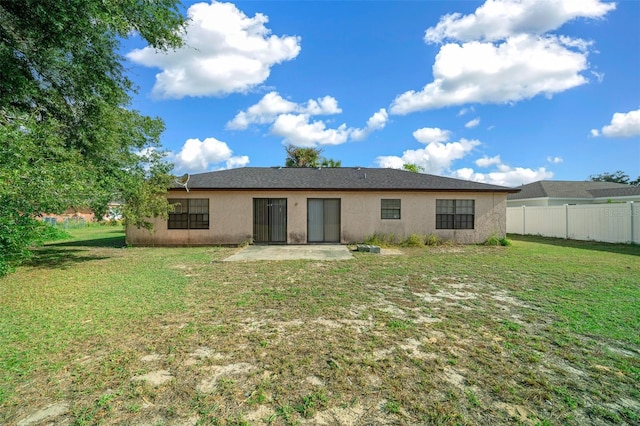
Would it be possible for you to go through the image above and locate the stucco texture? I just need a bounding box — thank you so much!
[126,190,508,246]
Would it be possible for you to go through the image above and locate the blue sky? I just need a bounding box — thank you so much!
[123,0,640,187]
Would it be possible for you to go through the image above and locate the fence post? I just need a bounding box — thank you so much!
[565,204,569,239]
[631,202,635,244]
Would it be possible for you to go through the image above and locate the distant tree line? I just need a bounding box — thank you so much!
[589,171,640,186]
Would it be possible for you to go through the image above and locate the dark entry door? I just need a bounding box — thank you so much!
[307,198,341,243]
[253,198,287,243]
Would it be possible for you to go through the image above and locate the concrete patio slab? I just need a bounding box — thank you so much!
[222,245,353,261]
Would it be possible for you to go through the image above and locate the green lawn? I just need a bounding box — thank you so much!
[1,227,638,425]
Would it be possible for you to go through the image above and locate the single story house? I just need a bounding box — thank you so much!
[126,167,519,246]
[41,202,122,226]
[507,180,640,207]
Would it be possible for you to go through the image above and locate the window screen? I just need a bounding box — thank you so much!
[168,198,209,229]
[436,199,474,229]
[381,199,401,219]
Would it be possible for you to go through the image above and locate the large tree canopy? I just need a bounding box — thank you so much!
[0,0,186,275]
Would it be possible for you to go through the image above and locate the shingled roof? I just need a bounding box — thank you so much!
[172,167,518,192]
[508,180,640,200]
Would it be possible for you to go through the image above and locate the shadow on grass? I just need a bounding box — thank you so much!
[27,231,126,269]
[25,248,111,269]
[47,235,126,248]
[508,234,640,256]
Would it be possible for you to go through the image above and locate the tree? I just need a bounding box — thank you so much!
[320,158,342,168]
[403,163,425,173]
[285,145,322,167]
[284,144,341,167]
[589,171,640,186]
[0,0,186,275]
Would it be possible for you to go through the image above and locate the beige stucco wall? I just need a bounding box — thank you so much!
[126,190,508,245]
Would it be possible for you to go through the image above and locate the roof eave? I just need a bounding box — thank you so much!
[169,187,518,193]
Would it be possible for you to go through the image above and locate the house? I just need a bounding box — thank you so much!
[507,180,640,207]
[125,167,519,246]
[41,202,123,226]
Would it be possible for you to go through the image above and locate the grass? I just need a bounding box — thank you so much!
[1,227,639,425]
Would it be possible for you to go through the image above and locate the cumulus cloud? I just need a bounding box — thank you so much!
[547,156,563,164]
[424,0,615,43]
[412,127,451,144]
[270,114,351,147]
[173,137,249,173]
[452,164,553,187]
[590,108,640,138]
[465,117,481,128]
[390,0,614,115]
[227,91,341,130]
[376,138,481,175]
[229,92,387,146]
[376,125,551,186]
[351,109,389,141]
[127,1,301,98]
[391,35,590,114]
[476,155,501,167]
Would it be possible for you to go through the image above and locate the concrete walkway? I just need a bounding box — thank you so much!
[223,245,353,261]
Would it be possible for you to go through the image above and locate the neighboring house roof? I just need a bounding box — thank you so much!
[171,167,519,193]
[508,180,640,200]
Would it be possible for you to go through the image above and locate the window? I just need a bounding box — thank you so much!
[436,199,474,229]
[381,199,401,219]
[168,198,209,229]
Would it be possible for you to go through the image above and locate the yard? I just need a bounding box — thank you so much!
[1,226,638,425]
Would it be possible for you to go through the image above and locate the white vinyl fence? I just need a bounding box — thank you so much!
[507,202,639,244]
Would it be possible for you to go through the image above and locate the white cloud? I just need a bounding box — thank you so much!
[391,0,615,115]
[475,155,501,167]
[375,156,406,170]
[227,92,341,130]
[375,138,481,175]
[351,108,389,141]
[173,137,249,173]
[424,0,615,43]
[390,34,589,114]
[270,114,351,147]
[412,127,451,144]
[229,92,387,146]
[127,1,301,98]
[269,108,388,147]
[452,164,553,187]
[547,156,563,164]
[377,126,551,186]
[465,117,481,128]
[458,106,475,116]
[591,70,605,83]
[225,155,250,169]
[591,108,640,138]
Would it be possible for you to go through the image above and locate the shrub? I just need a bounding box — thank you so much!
[425,234,443,246]
[401,233,426,247]
[484,234,512,246]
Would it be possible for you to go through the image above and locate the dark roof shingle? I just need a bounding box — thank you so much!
[508,180,640,200]
[173,167,518,192]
